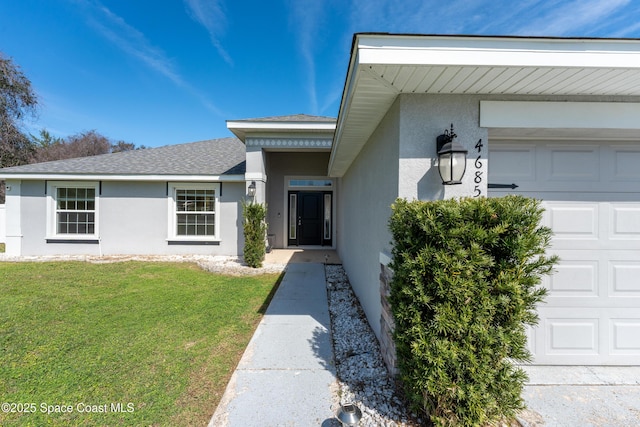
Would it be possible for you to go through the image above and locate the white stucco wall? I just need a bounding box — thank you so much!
[246,146,267,204]
[398,94,488,200]
[11,180,243,256]
[337,94,490,340]
[4,180,22,255]
[337,99,401,339]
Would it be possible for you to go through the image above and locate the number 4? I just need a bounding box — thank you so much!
[475,139,483,152]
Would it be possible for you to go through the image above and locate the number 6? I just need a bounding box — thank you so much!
[475,156,482,168]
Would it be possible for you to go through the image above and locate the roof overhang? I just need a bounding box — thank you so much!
[227,119,336,142]
[329,34,640,177]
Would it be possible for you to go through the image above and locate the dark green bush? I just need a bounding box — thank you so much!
[389,196,557,426]
[242,200,267,268]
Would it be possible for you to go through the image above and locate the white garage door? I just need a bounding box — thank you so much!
[489,140,640,365]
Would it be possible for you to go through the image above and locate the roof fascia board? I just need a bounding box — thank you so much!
[357,33,640,51]
[356,35,640,69]
[227,121,335,131]
[228,121,336,143]
[245,132,334,140]
[329,40,362,176]
[0,174,246,182]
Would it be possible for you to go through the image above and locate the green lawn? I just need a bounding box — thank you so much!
[0,261,281,426]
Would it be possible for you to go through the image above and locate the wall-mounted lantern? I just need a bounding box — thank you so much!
[436,124,468,185]
[247,181,257,197]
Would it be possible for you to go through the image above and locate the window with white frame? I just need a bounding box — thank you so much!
[47,182,99,238]
[169,183,220,239]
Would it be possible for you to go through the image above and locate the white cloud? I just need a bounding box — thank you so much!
[287,0,328,114]
[341,0,637,38]
[84,2,184,85]
[283,0,640,117]
[609,20,640,37]
[78,0,224,117]
[183,0,233,66]
[515,0,631,36]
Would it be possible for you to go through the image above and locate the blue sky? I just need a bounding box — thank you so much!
[2,0,640,148]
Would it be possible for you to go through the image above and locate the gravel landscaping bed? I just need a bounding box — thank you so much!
[325,264,421,426]
[0,253,287,276]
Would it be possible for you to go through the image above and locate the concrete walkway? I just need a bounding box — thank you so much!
[209,252,640,426]
[209,263,337,426]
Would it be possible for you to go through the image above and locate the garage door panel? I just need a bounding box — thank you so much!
[610,319,640,355]
[545,203,599,239]
[490,140,640,365]
[544,251,640,307]
[526,325,536,355]
[491,141,640,193]
[531,309,640,364]
[610,204,640,238]
[545,144,600,182]
[612,146,640,181]
[493,191,640,202]
[546,317,599,355]
[544,202,640,250]
[489,144,536,181]
[610,261,640,296]
[546,260,598,297]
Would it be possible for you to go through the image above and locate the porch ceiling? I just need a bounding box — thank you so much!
[328,34,640,177]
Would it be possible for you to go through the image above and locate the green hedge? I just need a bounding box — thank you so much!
[242,200,267,268]
[389,196,557,426]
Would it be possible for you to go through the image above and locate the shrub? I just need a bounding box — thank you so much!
[389,196,557,426]
[242,200,267,268]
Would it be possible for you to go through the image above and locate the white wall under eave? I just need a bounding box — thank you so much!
[245,146,267,204]
[337,99,400,340]
[337,94,490,341]
[16,180,243,257]
[398,93,488,200]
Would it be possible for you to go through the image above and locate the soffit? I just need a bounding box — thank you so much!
[329,34,640,177]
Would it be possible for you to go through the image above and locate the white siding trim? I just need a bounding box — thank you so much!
[480,101,640,130]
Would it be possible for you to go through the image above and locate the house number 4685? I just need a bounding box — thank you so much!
[473,139,483,197]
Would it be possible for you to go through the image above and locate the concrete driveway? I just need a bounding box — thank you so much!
[518,366,640,427]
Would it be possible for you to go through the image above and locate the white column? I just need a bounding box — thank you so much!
[245,146,267,204]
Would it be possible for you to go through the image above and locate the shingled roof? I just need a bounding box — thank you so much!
[0,137,245,177]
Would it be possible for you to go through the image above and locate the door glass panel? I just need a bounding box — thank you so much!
[324,194,331,240]
[289,194,297,240]
[289,179,332,187]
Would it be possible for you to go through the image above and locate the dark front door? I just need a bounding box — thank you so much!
[288,191,332,246]
[297,192,323,245]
